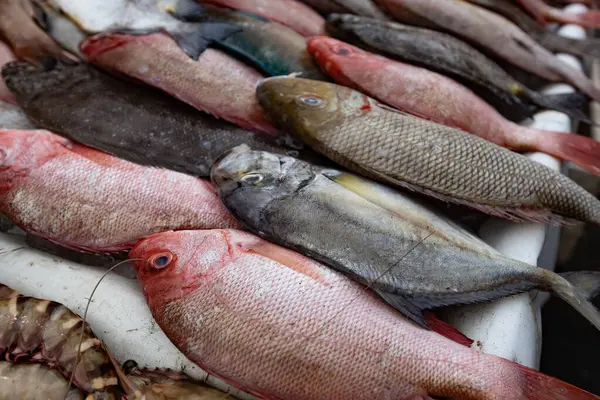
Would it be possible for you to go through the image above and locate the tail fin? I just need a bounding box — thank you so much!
[522,130,600,177]
[170,21,241,60]
[547,8,600,28]
[540,34,600,60]
[525,90,591,124]
[551,271,600,332]
[513,361,600,400]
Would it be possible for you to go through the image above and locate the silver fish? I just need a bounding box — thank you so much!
[211,145,600,332]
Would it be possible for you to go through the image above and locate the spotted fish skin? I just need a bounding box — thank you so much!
[256,77,600,225]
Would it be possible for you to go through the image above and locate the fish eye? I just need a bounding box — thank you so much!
[148,252,174,270]
[296,95,326,108]
[336,48,351,55]
[241,173,264,185]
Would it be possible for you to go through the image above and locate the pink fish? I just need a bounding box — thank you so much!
[81,32,279,136]
[131,228,600,400]
[0,41,16,104]
[308,36,600,177]
[517,0,600,27]
[0,129,240,253]
[200,0,326,36]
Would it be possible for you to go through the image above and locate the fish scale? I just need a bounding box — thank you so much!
[256,77,600,225]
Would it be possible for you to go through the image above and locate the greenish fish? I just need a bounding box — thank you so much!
[256,76,600,226]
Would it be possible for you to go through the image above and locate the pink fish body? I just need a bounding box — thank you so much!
[201,0,326,36]
[81,33,279,136]
[517,0,600,27]
[0,129,240,252]
[131,229,599,400]
[0,41,16,104]
[308,36,600,177]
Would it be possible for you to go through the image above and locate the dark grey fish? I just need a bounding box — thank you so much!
[211,146,600,331]
[326,13,590,123]
[298,0,389,19]
[1,60,322,177]
[465,0,600,59]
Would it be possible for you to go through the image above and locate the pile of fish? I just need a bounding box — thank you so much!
[0,0,599,398]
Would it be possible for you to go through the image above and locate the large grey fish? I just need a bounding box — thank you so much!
[375,0,600,102]
[43,0,241,59]
[257,76,600,226]
[2,61,321,177]
[465,0,600,59]
[326,13,590,123]
[211,145,600,331]
[298,0,389,19]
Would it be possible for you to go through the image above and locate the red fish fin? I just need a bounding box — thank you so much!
[526,131,600,177]
[546,8,600,28]
[423,311,474,347]
[514,362,600,400]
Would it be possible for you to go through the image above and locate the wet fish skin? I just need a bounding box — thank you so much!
[175,6,328,80]
[375,0,600,102]
[516,0,600,27]
[465,0,600,59]
[0,0,74,65]
[0,129,240,253]
[200,0,326,36]
[0,41,17,104]
[34,1,87,59]
[0,362,84,400]
[308,36,600,176]
[131,228,600,400]
[81,32,279,135]
[44,0,241,59]
[257,76,600,226]
[325,14,590,124]
[0,101,34,129]
[2,60,310,177]
[212,146,600,331]
[298,0,390,20]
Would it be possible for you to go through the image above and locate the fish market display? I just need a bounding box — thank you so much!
[81,32,278,135]
[130,228,600,400]
[2,61,309,176]
[212,147,600,330]
[325,14,589,123]
[465,0,600,59]
[200,0,326,36]
[177,7,328,79]
[0,129,240,252]
[257,77,600,225]
[307,36,600,176]
[0,284,121,398]
[516,0,600,27]
[0,0,73,64]
[43,0,241,59]
[376,0,600,102]
[0,362,84,400]
[298,0,389,19]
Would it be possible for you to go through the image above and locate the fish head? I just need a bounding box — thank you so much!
[0,129,68,188]
[1,59,85,103]
[256,76,374,144]
[130,229,241,309]
[307,36,380,82]
[211,144,315,229]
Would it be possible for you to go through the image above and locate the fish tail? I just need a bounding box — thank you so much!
[170,21,242,60]
[524,90,591,124]
[550,271,600,332]
[519,129,600,176]
[546,8,600,28]
[513,362,600,400]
